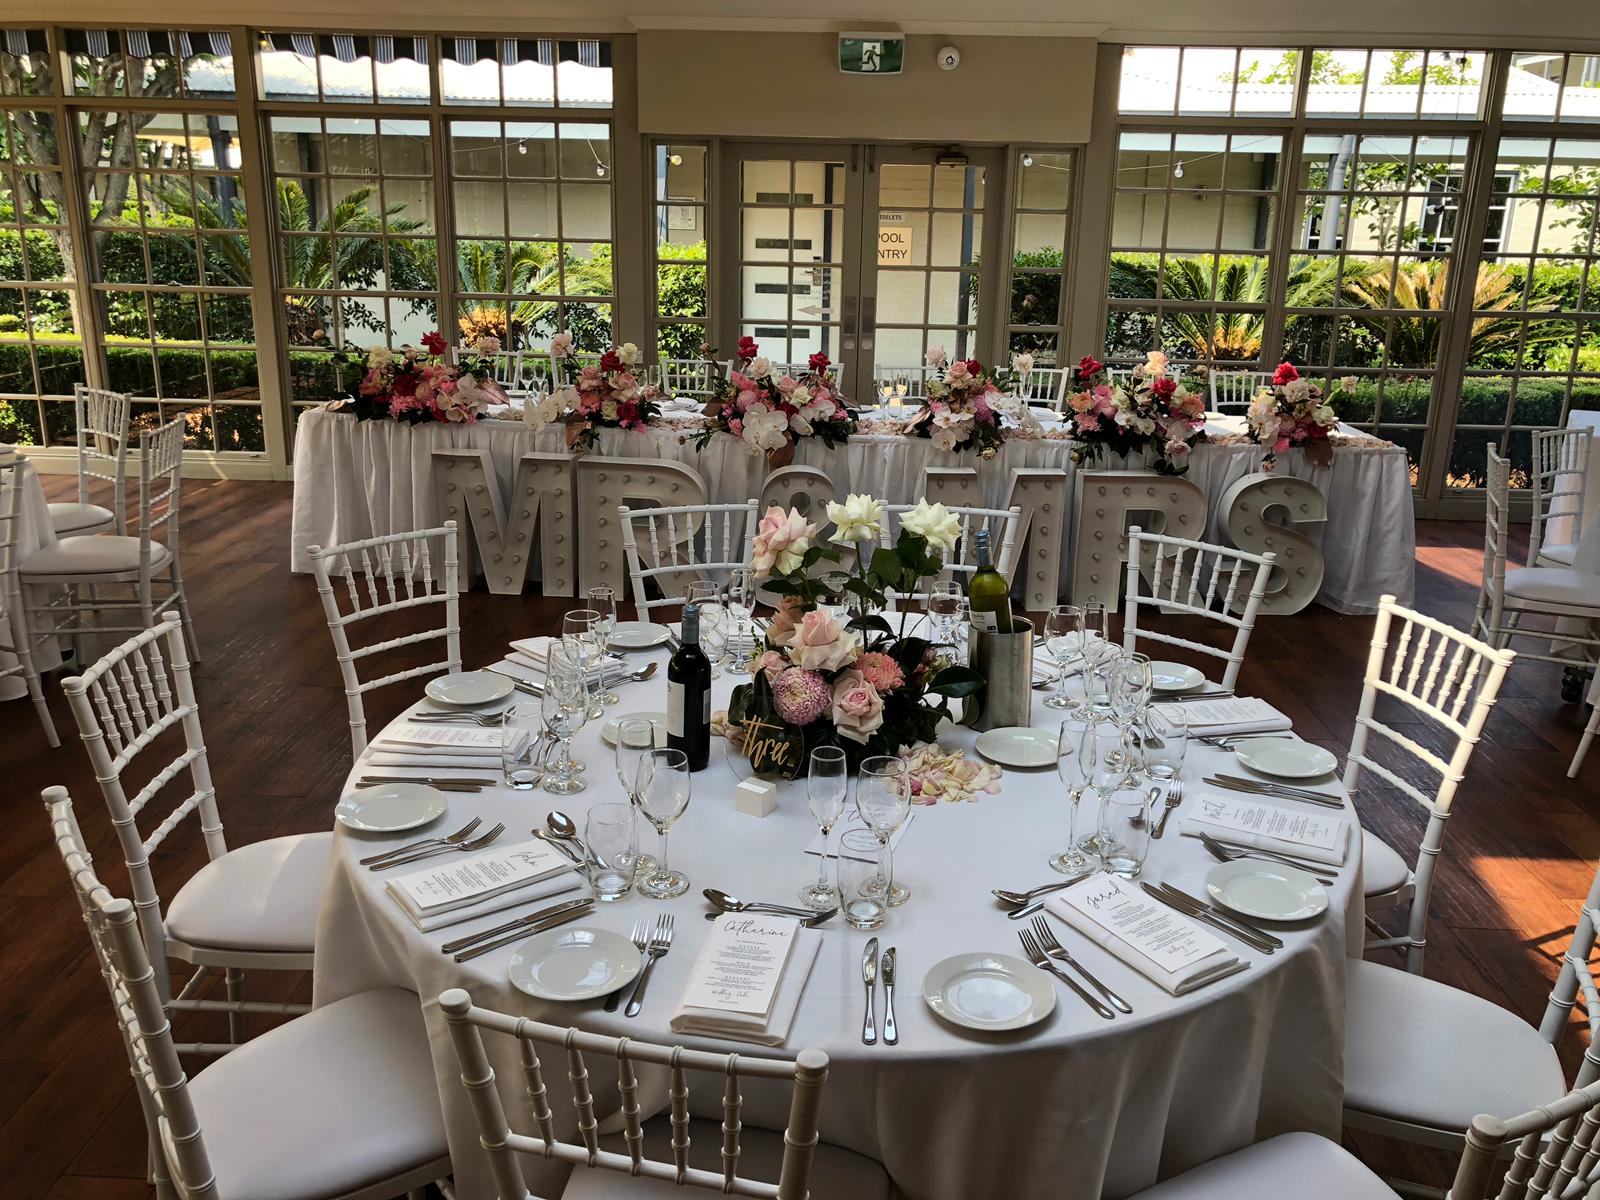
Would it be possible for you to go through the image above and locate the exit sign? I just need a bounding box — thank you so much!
[839,32,904,75]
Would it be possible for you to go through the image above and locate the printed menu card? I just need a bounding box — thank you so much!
[377,723,503,754]
[1183,795,1350,866]
[1161,696,1292,735]
[672,915,822,1047]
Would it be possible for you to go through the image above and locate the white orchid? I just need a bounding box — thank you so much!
[825,494,886,545]
[900,499,962,553]
[742,407,790,452]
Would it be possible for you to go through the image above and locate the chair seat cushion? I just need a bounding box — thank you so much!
[175,987,447,1200]
[165,833,332,955]
[1344,958,1565,1133]
[1541,542,1578,566]
[47,501,115,535]
[1128,1132,1391,1199]
[1504,566,1600,607]
[564,1116,890,1200]
[20,533,169,576]
[1361,829,1411,898]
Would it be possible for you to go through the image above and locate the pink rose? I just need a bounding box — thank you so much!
[751,505,816,577]
[787,609,860,672]
[1163,437,1192,462]
[736,390,762,413]
[775,375,799,396]
[754,649,788,685]
[947,361,971,384]
[766,596,805,648]
[830,670,884,744]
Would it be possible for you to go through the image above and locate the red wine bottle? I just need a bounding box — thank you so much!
[667,603,711,771]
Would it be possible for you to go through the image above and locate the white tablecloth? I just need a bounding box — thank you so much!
[1,454,59,700]
[289,408,1415,615]
[313,652,1363,1200]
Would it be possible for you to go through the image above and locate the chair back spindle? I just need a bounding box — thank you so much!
[74,383,133,534]
[1530,425,1593,566]
[618,500,758,619]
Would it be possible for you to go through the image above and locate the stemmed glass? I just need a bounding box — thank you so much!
[1080,718,1129,857]
[1080,602,1113,712]
[635,747,692,899]
[799,747,846,910]
[562,609,606,718]
[613,715,657,874]
[1052,717,1096,875]
[586,586,619,704]
[928,580,962,649]
[539,648,589,795]
[726,567,755,661]
[1110,652,1153,778]
[858,755,912,907]
[1043,604,1086,711]
[686,582,724,678]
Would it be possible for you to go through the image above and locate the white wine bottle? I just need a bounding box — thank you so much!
[967,528,1014,635]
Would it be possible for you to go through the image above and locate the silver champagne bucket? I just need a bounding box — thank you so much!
[971,617,1034,732]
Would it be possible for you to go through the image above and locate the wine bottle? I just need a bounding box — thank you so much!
[667,602,712,771]
[967,528,1015,635]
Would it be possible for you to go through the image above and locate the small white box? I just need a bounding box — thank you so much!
[734,777,777,817]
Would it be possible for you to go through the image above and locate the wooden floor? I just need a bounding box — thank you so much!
[1,476,1595,1197]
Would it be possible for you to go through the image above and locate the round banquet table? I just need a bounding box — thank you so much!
[312,647,1364,1200]
[1,452,62,700]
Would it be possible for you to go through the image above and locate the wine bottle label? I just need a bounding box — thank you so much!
[667,680,685,738]
[700,688,711,724]
[971,610,1001,635]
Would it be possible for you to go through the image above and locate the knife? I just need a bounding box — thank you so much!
[1159,883,1285,947]
[355,776,490,790]
[1140,883,1277,954]
[881,948,899,1046]
[1209,774,1344,807]
[861,937,879,1045]
[452,903,595,962]
[439,893,590,954]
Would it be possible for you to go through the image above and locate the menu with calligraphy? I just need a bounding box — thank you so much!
[1058,875,1226,975]
[1191,796,1345,853]
[680,914,800,1016]
[1163,696,1283,729]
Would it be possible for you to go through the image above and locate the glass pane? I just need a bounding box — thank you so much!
[657,144,707,203]
[1120,47,1179,115]
[876,211,927,267]
[741,266,790,321]
[506,124,556,178]
[1177,48,1240,116]
[506,181,558,238]
[1112,193,1167,250]
[877,271,926,325]
[1017,151,1071,210]
[451,122,503,177]
[929,212,980,267]
[560,183,612,239]
[1014,212,1066,257]
[927,271,979,328]
[453,181,504,237]
[1232,49,1297,116]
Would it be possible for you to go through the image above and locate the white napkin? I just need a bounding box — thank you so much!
[384,840,579,931]
[1045,879,1245,996]
[1181,793,1351,866]
[364,752,502,771]
[670,929,821,1047]
[1158,695,1293,737]
[404,874,584,933]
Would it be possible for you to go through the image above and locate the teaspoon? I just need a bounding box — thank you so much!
[703,888,821,919]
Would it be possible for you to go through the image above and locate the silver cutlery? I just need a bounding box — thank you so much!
[356,774,496,788]
[1180,831,1334,876]
[1140,882,1278,954]
[1018,927,1115,1019]
[1197,734,1274,748]
[1005,900,1046,920]
[452,901,593,962]
[703,888,823,919]
[1152,781,1184,839]
[358,817,483,866]
[1159,883,1286,947]
[861,937,879,1045]
[1149,690,1234,705]
[1209,773,1343,807]
[406,711,510,726]
[703,908,837,926]
[1197,832,1337,886]
[606,919,650,1012]
[1028,916,1133,1014]
[625,914,675,1018]
[992,875,1092,907]
[483,667,544,697]
[439,896,591,954]
[532,829,586,867]
[370,822,505,870]
[356,779,483,792]
[881,947,899,1045]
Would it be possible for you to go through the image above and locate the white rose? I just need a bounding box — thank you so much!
[617,342,639,365]
[825,494,886,545]
[748,356,773,380]
[549,332,574,359]
[900,499,962,553]
[925,345,949,369]
[1285,378,1312,404]
[1314,403,1337,426]
[1012,352,1034,376]
[600,399,619,421]
[790,384,811,406]
[366,346,395,370]
[1339,376,1358,393]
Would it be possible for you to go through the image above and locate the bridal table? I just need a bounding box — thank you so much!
[313,650,1364,1200]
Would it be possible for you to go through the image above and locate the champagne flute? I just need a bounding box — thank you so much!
[635,748,692,899]
[1043,604,1085,711]
[1052,717,1096,875]
[540,650,589,796]
[586,586,619,704]
[726,567,755,660]
[799,746,847,910]
[858,755,912,907]
[562,608,605,718]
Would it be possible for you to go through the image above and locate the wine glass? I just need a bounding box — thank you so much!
[1110,652,1153,777]
[635,747,692,899]
[1052,717,1096,875]
[562,609,606,718]
[726,567,755,661]
[857,755,912,907]
[613,715,657,874]
[685,582,723,678]
[1043,604,1085,711]
[586,586,619,704]
[929,580,962,648]
[539,650,589,796]
[799,746,846,910]
[1081,719,1129,857]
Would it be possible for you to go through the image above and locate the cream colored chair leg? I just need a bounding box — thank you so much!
[225,968,245,1044]
[1570,672,1599,779]
[173,564,200,663]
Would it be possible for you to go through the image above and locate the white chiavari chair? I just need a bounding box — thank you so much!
[872,364,939,403]
[661,356,721,398]
[46,786,449,1200]
[618,499,757,621]
[59,612,331,1053]
[1,460,58,745]
[1451,1079,1600,1200]
[1207,370,1271,414]
[490,349,523,389]
[879,503,1022,586]
[1126,1132,1392,1198]
[307,522,462,757]
[1012,366,1070,410]
[1122,526,1275,691]
[1472,444,1600,779]
[20,417,198,661]
[1529,425,1593,567]
[439,988,890,1200]
[49,383,131,537]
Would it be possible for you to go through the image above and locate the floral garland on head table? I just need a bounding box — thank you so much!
[1246,362,1348,470]
[1065,350,1207,475]
[904,346,1024,457]
[687,336,859,467]
[340,331,509,425]
[552,332,666,452]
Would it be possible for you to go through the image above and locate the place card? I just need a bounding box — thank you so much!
[1183,795,1350,866]
[803,810,913,861]
[680,914,800,1017]
[386,840,569,920]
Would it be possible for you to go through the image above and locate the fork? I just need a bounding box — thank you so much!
[359,817,483,866]
[368,822,505,870]
[406,711,511,727]
[1152,781,1184,839]
[1197,831,1336,886]
[606,919,650,1012]
[624,914,675,1018]
[1029,916,1133,1014]
[1018,927,1115,1020]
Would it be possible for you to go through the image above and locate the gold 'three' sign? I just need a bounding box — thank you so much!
[740,717,803,778]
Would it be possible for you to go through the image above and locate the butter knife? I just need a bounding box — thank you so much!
[452,903,594,962]
[439,893,589,954]
[881,948,899,1045]
[861,937,879,1045]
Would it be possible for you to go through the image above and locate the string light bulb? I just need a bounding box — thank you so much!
[1021,152,1034,167]
[668,152,683,166]
[1173,160,1185,179]
[517,140,528,155]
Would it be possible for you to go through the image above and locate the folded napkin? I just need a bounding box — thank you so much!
[670,928,821,1047]
[406,874,583,933]
[1159,695,1293,737]
[1045,877,1245,996]
[385,840,579,932]
[1182,793,1351,867]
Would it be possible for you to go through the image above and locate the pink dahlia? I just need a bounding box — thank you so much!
[856,651,905,693]
[771,668,832,726]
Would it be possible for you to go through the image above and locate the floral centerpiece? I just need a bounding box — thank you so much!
[688,336,859,467]
[341,331,509,424]
[723,496,985,776]
[1065,351,1207,475]
[551,333,665,452]
[905,346,1012,457]
[1246,362,1348,470]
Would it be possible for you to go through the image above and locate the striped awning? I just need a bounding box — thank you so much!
[259,34,605,69]
[66,29,232,59]
[261,33,430,65]
[3,29,49,56]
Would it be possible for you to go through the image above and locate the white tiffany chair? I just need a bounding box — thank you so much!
[491,348,523,388]
[879,503,1023,585]
[1122,526,1276,691]
[660,356,721,398]
[60,612,331,1051]
[1529,424,1593,568]
[50,383,131,537]
[1,459,59,744]
[618,499,757,620]
[46,787,449,1200]
[1347,594,1515,976]
[21,416,199,661]
[308,522,462,757]
[1471,444,1600,778]
[1126,1132,1393,1198]
[1451,1078,1600,1200]
[1207,369,1271,413]
[440,988,890,1200]
[1013,366,1070,410]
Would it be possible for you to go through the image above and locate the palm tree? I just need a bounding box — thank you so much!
[455,240,613,348]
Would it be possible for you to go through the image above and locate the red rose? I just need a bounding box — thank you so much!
[1272,362,1300,386]
[1152,376,1177,397]
[617,399,638,425]
[737,336,759,360]
[808,351,830,372]
[390,371,418,398]
[964,359,982,375]
[600,350,622,373]
[421,331,447,355]
[1077,355,1103,378]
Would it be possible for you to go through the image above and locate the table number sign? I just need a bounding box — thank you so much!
[681,914,800,1016]
[739,716,803,778]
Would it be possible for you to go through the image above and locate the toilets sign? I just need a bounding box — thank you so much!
[878,213,913,266]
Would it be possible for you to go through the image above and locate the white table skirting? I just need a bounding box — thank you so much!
[290,408,1415,615]
[1,454,61,700]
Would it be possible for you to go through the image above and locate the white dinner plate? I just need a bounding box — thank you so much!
[1149,660,1206,693]
[334,783,447,834]
[424,671,516,709]
[1233,737,1338,780]
[609,621,673,650]
[507,926,642,1001]
[974,726,1058,769]
[601,711,668,748]
[922,953,1056,1033]
[1204,859,1329,922]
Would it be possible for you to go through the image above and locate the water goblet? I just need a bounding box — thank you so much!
[858,755,912,907]
[685,583,723,678]
[838,829,886,929]
[540,653,589,796]
[584,803,638,901]
[635,748,692,899]
[1043,604,1086,711]
[562,609,606,719]
[1051,717,1096,875]
[586,586,620,704]
[799,746,846,910]
[613,716,657,874]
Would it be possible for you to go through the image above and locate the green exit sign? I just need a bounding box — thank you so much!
[839,32,904,75]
